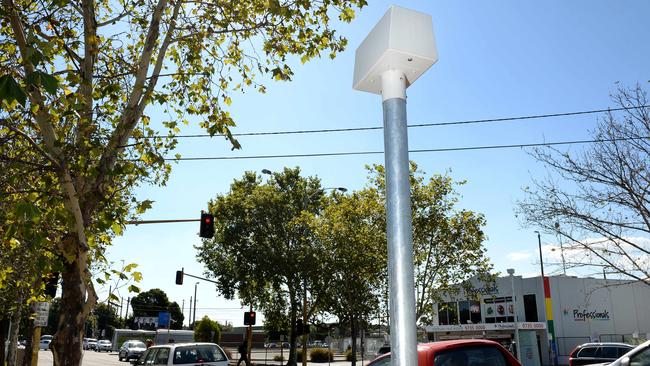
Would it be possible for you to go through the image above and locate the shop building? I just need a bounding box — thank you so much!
[424,275,650,366]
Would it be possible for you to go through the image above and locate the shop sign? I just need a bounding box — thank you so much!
[426,322,546,332]
[571,308,610,321]
[467,285,499,296]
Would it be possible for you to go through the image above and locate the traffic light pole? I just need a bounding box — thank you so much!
[247,304,253,366]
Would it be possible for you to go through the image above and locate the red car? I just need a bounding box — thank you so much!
[368,340,521,366]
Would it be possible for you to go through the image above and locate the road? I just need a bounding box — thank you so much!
[36,348,372,366]
[37,349,120,366]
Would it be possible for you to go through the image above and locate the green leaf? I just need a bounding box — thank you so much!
[111,222,123,235]
[39,73,59,95]
[132,271,143,282]
[123,263,139,272]
[128,285,141,293]
[0,75,27,106]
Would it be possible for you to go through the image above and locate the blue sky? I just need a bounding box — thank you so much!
[104,0,650,327]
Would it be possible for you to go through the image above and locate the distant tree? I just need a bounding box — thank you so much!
[197,168,329,366]
[130,289,184,329]
[194,316,221,343]
[366,163,495,325]
[311,190,385,366]
[93,303,122,340]
[518,85,650,283]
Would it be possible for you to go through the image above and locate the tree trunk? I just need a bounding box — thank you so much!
[350,317,358,366]
[286,290,298,366]
[52,253,94,366]
[0,317,8,366]
[7,304,22,366]
[22,317,34,366]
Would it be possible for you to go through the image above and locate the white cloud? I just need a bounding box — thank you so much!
[506,251,533,261]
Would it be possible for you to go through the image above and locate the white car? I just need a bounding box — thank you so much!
[97,340,112,352]
[83,337,98,350]
[132,343,229,366]
[39,339,51,350]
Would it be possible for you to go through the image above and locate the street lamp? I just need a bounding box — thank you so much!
[507,268,521,362]
[193,282,199,327]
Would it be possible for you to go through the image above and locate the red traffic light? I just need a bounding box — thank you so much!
[200,213,215,238]
[244,311,256,325]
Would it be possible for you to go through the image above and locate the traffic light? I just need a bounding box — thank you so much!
[303,323,310,334]
[175,269,184,285]
[44,272,59,298]
[244,311,256,325]
[296,319,303,334]
[200,213,215,238]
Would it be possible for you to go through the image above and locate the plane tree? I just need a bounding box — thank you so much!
[310,189,385,366]
[0,0,366,364]
[366,163,495,325]
[197,168,329,366]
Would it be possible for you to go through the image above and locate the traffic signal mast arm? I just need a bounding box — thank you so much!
[175,268,219,285]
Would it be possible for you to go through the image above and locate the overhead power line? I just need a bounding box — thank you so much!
[161,136,648,161]
[164,105,648,139]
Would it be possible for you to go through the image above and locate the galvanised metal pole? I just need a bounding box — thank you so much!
[381,69,418,366]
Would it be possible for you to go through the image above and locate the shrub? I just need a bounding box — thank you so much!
[310,348,333,363]
[273,355,284,362]
[193,316,221,343]
[345,349,357,361]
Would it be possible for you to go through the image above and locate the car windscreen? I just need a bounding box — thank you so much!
[173,345,227,364]
[434,345,509,366]
[130,341,146,348]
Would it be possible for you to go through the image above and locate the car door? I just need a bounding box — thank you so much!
[153,347,170,366]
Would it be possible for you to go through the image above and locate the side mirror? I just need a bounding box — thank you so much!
[621,357,630,366]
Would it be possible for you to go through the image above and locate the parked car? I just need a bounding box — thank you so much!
[83,338,98,350]
[131,342,229,366]
[584,339,650,366]
[376,344,391,357]
[119,340,147,361]
[569,343,634,366]
[39,339,52,350]
[367,339,521,366]
[97,340,113,352]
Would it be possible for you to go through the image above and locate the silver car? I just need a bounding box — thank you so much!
[119,340,147,361]
[586,340,650,366]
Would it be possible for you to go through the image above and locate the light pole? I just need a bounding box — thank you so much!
[193,282,199,327]
[507,268,521,362]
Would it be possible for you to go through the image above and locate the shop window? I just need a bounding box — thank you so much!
[438,302,458,325]
[470,301,482,323]
[459,301,470,324]
[523,294,538,322]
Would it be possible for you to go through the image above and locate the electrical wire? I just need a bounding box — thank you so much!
[159,105,648,139]
[160,136,648,161]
